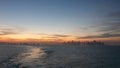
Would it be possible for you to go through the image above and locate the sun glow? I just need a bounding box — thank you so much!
[0,34,78,43]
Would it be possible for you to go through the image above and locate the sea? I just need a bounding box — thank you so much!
[0,44,120,68]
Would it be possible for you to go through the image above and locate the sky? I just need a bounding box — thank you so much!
[0,0,120,45]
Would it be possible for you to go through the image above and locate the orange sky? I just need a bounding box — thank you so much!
[0,34,120,45]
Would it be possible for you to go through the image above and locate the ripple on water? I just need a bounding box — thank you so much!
[2,46,47,68]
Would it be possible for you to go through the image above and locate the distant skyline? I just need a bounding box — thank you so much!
[0,0,120,45]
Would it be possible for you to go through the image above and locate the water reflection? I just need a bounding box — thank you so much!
[20,47,46,62]
[9,46,47,67]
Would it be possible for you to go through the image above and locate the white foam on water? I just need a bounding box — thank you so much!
[8,46,47,68]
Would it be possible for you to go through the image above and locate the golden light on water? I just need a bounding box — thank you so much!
[11,47,47,64]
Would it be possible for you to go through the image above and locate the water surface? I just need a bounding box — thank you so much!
[0,45,120,68]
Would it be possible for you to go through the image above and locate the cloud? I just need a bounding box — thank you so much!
[53,34,70,37]
[94,11,120,33]
[107,11,120,18]
[45,34,71,39]
[37,33,48,35]
[76,11,120,39]
[77,33,120,39]
[98,22,120,33]
[37,33,71,38]
[0,27,22,35]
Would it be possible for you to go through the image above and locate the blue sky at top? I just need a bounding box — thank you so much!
[0,0,120,36]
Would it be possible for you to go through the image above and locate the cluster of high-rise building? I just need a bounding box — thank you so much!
[0,40,105,46]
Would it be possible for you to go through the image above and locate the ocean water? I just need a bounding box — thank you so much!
[0,45,120,68]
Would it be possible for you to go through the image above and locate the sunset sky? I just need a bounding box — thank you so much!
[0,0,120,45]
